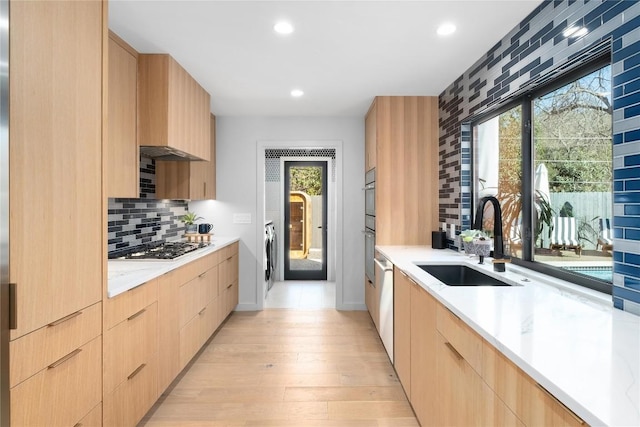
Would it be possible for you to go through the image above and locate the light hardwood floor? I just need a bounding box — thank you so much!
[140,310,418,426]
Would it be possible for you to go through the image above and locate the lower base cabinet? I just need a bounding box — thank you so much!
[104,356,158,427]
[393,266,587,427]
[77,403,103,427]
[10,336,102,427]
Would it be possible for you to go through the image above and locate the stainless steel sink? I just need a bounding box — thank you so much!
[417,264,511,286]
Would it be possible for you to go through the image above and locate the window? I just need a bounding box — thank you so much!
[473,60,613,293]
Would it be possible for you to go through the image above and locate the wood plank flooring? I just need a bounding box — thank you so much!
[140,310,418,426]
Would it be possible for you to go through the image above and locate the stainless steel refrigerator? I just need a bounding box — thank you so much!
[1,0,10,423]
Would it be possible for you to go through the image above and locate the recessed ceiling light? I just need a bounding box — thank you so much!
[274,21,294,35]
[291,89,304,98]
[437,22,456,36]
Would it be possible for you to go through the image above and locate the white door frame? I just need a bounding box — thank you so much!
[256,141,344,310]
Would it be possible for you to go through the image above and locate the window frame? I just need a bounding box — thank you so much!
[469,54,613,295]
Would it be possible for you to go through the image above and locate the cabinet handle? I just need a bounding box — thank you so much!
[536,383,585,425]
[199,307,207,315]
[74,423,82,427]
[444,342,464,361]
[128,363,146,380]
[226,283,233,289]
[48,310,83,327]
[199,272,206,278]
[204,182,207,197]
[127,308,146,321]
[9,283,17,330]
[48,348,82,369]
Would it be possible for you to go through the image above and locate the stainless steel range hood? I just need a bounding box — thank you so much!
[139,145,203,161]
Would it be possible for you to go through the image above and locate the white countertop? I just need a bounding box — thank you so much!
[108,236,240,298]
[376,245,640,427]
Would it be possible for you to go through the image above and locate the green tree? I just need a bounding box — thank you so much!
[290,167,322,195]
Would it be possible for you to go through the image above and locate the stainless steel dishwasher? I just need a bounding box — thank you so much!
[374,253,394,363]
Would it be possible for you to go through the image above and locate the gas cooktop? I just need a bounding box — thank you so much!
[109,241,211,260]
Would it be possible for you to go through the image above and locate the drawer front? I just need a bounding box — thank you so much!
[104,301,158,393]
[179,266,217,328]
[76,402,102,427]
[436,303,482,373]
[180,309,203,368]
[177,251,218,283]
[179,298,218,368]
[104,277,158,330]
[104,355,158,427]
[11,336,102,427]
[10,301,101,388]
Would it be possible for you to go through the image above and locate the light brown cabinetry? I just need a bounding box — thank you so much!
[157,268,183,393]
[179,263,219,368]
[9,302,102,427]
[9,0,103,341]
[218,243,239,322]
[368,96,439,246]
[393,267,411,398]
[392,267,586,427]
[106,31,139,197]
[483,342,585,426]
[409,282,438,425]
[364,101,377,171]
[138,54,211,161]
[156,114,217,200]
[103,279,159,427]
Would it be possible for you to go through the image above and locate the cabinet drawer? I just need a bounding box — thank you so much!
[104,277,158,330]
[104,355,158,427]
[104,301,158,393]
[483,342,586,426]
[76,402,102,427]
[180,298,217,368]
[177,251,218,283]
[179,265,217,328]
[436,303,482,374]
[10,301,101,388]
[11,336,102,427]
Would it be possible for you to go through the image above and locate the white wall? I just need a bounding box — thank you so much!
[190,116,365,311]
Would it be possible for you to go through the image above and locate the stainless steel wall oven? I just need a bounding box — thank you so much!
[364,169,375,282]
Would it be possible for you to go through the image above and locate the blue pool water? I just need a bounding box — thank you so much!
[564,266,612,282]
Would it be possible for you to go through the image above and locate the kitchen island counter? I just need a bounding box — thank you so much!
[108,236,239,298]
[377,245,639,427]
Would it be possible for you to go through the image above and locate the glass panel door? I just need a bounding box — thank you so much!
[283,161,327,280]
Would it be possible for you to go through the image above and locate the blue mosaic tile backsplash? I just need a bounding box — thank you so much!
[438,0,640,314]
[107,156,189,255]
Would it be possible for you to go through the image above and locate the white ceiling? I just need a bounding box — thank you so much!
[109,0,542,117]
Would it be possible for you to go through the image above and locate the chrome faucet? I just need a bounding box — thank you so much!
[473,196,507,272]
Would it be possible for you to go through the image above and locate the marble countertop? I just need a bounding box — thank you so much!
[376,245,640,427]
[108,236,240,298]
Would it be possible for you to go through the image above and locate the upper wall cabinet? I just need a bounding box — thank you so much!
[370,96,439,245]
[365,101,377,172]
[9,0,104,339]
[106,32,139,198]
[156,114,217,200]
[138,54,211,161]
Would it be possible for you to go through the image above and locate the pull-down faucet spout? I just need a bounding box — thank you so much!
[473,196,507,272]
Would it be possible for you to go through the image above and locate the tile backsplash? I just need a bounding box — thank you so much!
[107,156,189,255]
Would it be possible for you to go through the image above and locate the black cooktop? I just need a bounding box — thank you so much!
[109,241,210,260]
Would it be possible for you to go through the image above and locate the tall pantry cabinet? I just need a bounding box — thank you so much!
[365,96,440,245]
[8,0,105,425]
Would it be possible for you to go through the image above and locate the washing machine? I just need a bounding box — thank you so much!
[265,221,276,291]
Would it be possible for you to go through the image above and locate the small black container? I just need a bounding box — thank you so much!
[431,231,447,249]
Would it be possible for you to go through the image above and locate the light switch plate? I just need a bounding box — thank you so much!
[233,213,252,224]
